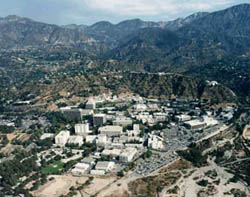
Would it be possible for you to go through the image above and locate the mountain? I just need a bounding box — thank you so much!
[0,4,250,100]
[163,12,209,31]
[110,4,250,71]
[0,15,91,50]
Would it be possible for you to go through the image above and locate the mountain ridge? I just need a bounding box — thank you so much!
[0,3,250,100]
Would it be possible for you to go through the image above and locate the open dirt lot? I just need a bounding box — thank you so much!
[84,175,118,196]
[32,175,88,197]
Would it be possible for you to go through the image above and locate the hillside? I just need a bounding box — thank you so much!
[0,4,250,102]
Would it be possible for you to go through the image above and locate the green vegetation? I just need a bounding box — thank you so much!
[41,160,64,175]
[196,179,209,187]
[0,150,38,187]
[0,125,15,133]
[177,144,207,167]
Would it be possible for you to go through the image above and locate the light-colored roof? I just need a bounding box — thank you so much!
[56,130,70,137]
[102,149,122,156]
[96,161,114,169]
[74,163,90,169]
[120,148,137,157]
[40,133,54,140]
[68,136,83,143]
[185,119,206,127]
[81,157,96,164]
[99,126,123,132]
[94,114,106,117]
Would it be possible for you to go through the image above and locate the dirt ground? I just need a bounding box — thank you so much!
[96,172,140,197]
[84,175,118,196]
[32,175,88,197]
[6,133,16,141]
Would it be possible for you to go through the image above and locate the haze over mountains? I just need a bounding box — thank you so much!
[0,3,250,100]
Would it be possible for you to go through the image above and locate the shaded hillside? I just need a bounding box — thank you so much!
[4,70,236,106]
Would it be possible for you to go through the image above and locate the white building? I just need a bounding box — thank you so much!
[95,161,115,172]
[127,129,140,137]
[55,130,70,147]
[98,126,123,137]
[120,148,138,163]
[86,135,97,144]
[68,136,84,146]
[113,117,133,127]
[148,134,164,150]
[133,124,140,131]
[202,116,219,126]
[81,157,96,166]
[125,143,143,149]
[101,149,122,158]
[175,114,191,122]
[71,163,90,175]
[96,134,108,146]
[75,123,91,136]
[90,170,106,176]
[134,104,147,111]
[184,119,207,130]
[40,133,54,140]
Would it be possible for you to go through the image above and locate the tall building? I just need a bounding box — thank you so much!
[55,130,70,147]
[75,123,90,136]
[60,107,84,121]
[93,114,107,126]
[148,134,164,150]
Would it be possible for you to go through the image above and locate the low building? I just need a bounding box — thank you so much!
[93,114,107,126]
[184,119,207,130]
[110,143,124,149]
[55,130,70,147]
[71,163,90,175]
[133,124,140,131]
[99,126,123,137]
[101,149,122,158]
[96,134,108,146]
[127,129,140,137]
[119,148,138,163]
[68,136,84,146]
[90,169,106,176]
[95,161,115,172]
[75,123,91,136]
[81,157,96,166]
[134,104,147,111]
[203,116,219,126]
[175,114,191,122]
[40,133,54,140]
[113,117,133,127]
[125,143,143,149]
[86,135,97,144]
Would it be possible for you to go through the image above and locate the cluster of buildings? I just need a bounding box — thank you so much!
[38,96,236,176]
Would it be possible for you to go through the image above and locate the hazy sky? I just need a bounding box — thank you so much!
[1,0,249,25]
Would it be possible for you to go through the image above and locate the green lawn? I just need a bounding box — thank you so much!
[41,160,64,174]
